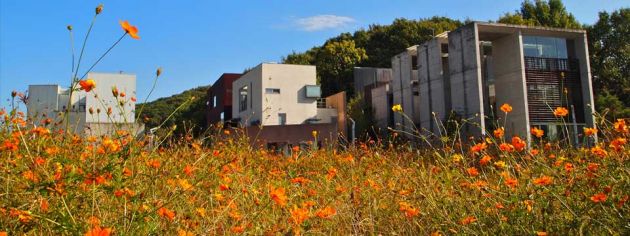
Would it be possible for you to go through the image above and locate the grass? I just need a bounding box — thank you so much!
[0,108,628,235]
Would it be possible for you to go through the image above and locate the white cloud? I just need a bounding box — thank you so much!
[294,15,356,31]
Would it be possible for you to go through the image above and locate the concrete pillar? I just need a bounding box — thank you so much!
[574,33,597,138]
[448,24,486,138]
[492,31,531,143]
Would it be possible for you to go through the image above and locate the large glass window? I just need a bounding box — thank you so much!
[239,86,248,112]
[523,36,568,59]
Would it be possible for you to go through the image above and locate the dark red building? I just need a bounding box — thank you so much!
[206,73,242,127]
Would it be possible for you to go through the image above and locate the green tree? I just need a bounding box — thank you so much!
[498,0,581,29]
[587,8,630,118]
[315,39,367,97]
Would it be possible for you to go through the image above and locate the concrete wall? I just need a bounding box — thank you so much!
[27,85,60,122]
[85,72,136,124]
[492,32,531,142]
[246,123,338,147]
[233,65,264,125]
[417,37,449,135]
[448,24,486,137]
[353,67,392,97]
[371,84,390,134]
[391,46,418,133]
[573,33,597,133]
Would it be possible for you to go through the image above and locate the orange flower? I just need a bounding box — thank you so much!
[479,155,492,165]
[500,103,512,113]
[610,138,626,152]
[504,177,518,189]
[315,206,337,219]
[553,107,569,117]
[120,20,140,39]
[460,216,477,225]
[157,207,176,220]
[564,163,574,172]
[270,186,287,207]
[290,177,310,185]
[398,202,420,218]
[84,225,112,236]
[470,142,487,154]
[590,192,607,203]
[587,163,599,172]
[614,119,627,133]
[511,137,526,151]
[583,127,597,136]
[493,127,504,138]
[531,127,544,138]
[466,167,479,177]
[79,79,96,92]
[532,175,553,186]
[590,146,607,158]
[499,143,514,152]
[289,205,310,225]
[183,165,194,176]
[326,167,337,180]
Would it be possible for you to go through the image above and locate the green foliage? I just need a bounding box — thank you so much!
[136,85,209,135]
[498,0,581,29]
[595,91,630,120]
[316,40,367,97]
[346,94,375,139]
[587,8,630,114]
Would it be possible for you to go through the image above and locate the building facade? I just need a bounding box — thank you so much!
[353,67,394,135]
[27,72,143,136]
[206,73,242,127]
[230,63,345,147]
[389,22,596,144]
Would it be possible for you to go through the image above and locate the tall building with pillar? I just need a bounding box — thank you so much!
[393,22,596,143]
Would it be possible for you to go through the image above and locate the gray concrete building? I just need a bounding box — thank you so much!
[391,46,420,135]
[408,22,595,141]
[353,67,393,134]
[391,22,596,143]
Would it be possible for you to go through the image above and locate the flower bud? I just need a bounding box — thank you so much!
[11,91,17,98]
[89,107,94,114]
[67,25,73,31]
[96,4,103,15]
[156,67,162,77]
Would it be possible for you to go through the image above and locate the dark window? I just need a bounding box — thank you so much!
[278,113,286,125]
[239,85,248,112]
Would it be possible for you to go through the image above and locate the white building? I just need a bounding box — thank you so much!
[232,63,336,126]
[27,72,143,136]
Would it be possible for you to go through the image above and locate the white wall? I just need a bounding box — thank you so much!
[232,63,318,126]
[85,72,136,123]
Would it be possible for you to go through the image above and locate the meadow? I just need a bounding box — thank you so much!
[0,103,628,235]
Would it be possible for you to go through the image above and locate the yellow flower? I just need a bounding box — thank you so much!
[392,104,403,113]
[312,130,318,138]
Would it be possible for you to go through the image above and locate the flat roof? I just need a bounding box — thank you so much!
[471,21,586,40]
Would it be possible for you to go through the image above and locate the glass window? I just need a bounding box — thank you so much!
[212,96,217,108]
[305,85,321,98]
[522,36,568,59]
[239,86,248,112]
[278,113,286,125]
[265,88,280,94]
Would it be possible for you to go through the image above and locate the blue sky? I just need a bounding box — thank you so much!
[1,0,628,107]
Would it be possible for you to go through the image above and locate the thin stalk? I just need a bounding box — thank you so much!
[79,33,127,80]
[67,14,98,130]
[135,73,160,123]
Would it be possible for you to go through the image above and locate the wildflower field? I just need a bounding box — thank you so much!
[1,3,629,235]
[1,106,629,235]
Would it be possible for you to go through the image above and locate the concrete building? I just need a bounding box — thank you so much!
[206,73,242,127]
[231,63,345,147]
[27,72,143,136]
[391,22,596,143]
[353,67,394,135]
[391,46,420,135]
